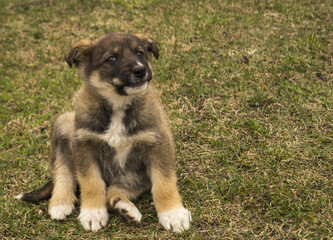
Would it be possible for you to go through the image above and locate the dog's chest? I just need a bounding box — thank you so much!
[100,109,132,168]
[101,109,126,146]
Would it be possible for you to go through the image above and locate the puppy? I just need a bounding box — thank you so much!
[16,33,191,233]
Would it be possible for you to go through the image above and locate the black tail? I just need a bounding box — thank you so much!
[15,181,53,204]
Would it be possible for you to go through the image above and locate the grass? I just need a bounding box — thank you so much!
[1,0,332,239]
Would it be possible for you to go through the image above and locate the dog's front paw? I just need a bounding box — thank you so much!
[79,208,109,232]
[158,207,192,233]
[114,200,142,223]
[49,204,74,220]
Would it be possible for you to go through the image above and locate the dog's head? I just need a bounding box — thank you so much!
[65,33,159,96]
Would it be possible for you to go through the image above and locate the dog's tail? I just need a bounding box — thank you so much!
[15,181,53,204]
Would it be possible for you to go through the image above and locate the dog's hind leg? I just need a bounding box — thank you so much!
[107,185,144,223]
[48,112,77,220]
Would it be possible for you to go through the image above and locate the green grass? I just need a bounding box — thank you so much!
[1,0,332,239]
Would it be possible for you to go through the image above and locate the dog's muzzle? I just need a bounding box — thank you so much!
[123,65,151,95]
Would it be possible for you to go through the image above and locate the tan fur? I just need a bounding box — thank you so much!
[150,168,183,213]
[49,154,77,208]
[52,112,75,138]
[77,164,106,209]
[107,186,143,208]
[87,71,137,109]
[49,112,76,209]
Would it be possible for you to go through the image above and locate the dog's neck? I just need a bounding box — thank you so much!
[74,81,153,135]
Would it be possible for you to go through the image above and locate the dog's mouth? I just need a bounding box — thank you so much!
[123,68,152,95]
[123,81,149,95]
[129,78,149,87]
[110,65,152,96]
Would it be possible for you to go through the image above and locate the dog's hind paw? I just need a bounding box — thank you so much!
[49,204,75,220]
[158,207,192,233]
[79,208,109,232]
[114,200,142,223]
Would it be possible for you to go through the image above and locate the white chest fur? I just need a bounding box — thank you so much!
[102,109,126,146]
[101,109,131,168]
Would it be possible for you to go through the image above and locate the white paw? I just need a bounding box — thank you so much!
[79,208,109,232]
[49,204,75,220]
[158,207,192,233]
[114,200,142,223]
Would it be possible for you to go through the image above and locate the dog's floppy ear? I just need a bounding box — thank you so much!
[135,33,159,60]
[65,40,91,68]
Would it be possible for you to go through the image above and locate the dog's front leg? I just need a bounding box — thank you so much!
[75,147,109,231]
[150,165,192,233]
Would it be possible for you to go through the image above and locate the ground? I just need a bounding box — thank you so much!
[0,0,332,239]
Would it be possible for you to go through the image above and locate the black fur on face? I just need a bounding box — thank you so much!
[87,33,155,96]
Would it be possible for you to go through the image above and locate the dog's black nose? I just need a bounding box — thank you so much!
[132,66,146,79]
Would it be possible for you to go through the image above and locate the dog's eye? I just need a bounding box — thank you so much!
[106,56,116,64]
[136,51,144,57]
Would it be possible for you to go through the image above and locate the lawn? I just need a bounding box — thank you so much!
[0,0,332,239]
